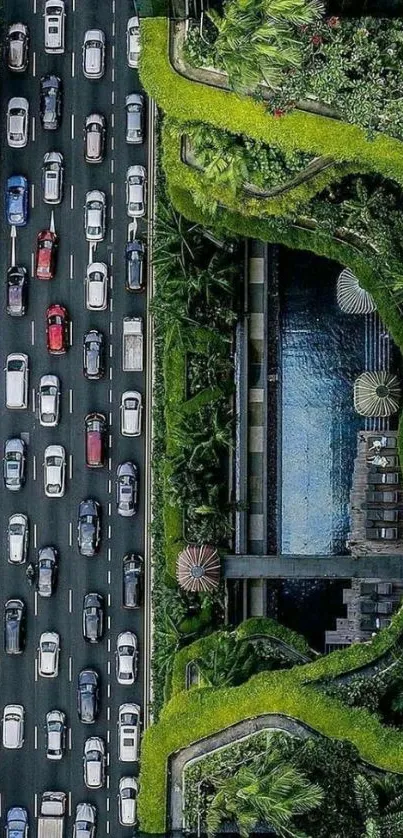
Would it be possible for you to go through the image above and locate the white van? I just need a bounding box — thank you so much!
[6,353,29,409]
[44,0,65,54]
[118,703,140,762]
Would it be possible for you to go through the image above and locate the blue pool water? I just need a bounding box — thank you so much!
[280,250,366,555]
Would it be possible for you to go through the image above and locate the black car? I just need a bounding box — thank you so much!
[83,330,105,380]
[82,593,104,643]
[125,240,145,292]
[37,546,58,597]
[78,499,101,557]
[77,669,100,724]
[6,266,27,316]
[4,598,26,655]
[40,74,62,130]
[122,554,143,609]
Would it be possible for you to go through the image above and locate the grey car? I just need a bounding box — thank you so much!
[8,513,28,564]
[4,438,26,492]
[73,803,96,838]
[46,709,66,760]
[125,93,144,144]
[37,546,58,597]
[116,462,139,517]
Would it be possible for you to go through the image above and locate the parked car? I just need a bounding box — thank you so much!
[42,151,63,204]
[84,113,105,163]
[4,599,26,655]
[84,190,106,241]
[6,266,28,316]
[45,709,66,760]
[120,391,142,437]
[127,16,140,67]
[44,0,65,53]
[73,804,96,838]
[5,807,28,838]
[2,705,24,749]
[82,29,105,78]
[85,413,106,468]
[6,352,29,409]
[77,499,101,556]
[125,93,144,144]
[8,513,28,564]
[83,329,105,379]
[126,165,146,218]
[116,631,138,685]
[118,777,138,827]
[38,631,60,678]
[77,669,99,723]
[6,23,29,71]
[38,374,60,426]
[4,438,26,492]
[44,444,65,498]
[85,262,108,310]
[83,737,106,788]
[7,97,29,147]
[116,462,139,517]
[82,593,104,643]
[122,554,143,609]
[35,230,58,279]
[46,303,69,354]
[5,175,28,226]
[118,703,140,762]
[37,546,58,597]
[40,74,62,130]
[125,240,145,291]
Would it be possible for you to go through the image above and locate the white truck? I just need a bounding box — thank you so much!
[122,317,143,372]
[37,791,66,838]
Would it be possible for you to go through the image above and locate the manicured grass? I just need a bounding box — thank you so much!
[139,18,403,185]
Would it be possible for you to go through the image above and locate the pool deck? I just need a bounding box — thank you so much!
[224,554,403,580]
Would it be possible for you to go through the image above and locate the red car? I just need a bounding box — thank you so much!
[46,304,69,355]
[35,230,58,280]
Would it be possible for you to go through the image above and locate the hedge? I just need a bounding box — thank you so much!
[139,18,403,186]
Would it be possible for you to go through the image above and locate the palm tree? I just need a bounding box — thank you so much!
[354,774,403,837]
[206,743,324,837]
[195,633,258,687]
[342,179,386,233]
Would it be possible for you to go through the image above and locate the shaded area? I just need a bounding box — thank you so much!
[267,579,345,651]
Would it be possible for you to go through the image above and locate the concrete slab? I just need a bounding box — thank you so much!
[249,257,265,284]
[249,388,264,403]
[250,313,264,340]
[249,402,264,426]
[249,513,264,540]
[249,426,264,452]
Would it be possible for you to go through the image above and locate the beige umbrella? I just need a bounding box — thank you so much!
[354,371,401,417]
[337,268,376,314]
[177,544,220,593]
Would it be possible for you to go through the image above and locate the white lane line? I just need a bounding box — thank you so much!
[106,822,110,835]
[107,660,111,676]
[32,117,35,142]
[109,343,113,358]
[34,523,37,548]
[107,684,111,699]
[34,795,38,819]
[31,184,35,208]
[111,90,115,105]
[68,794,72,817]
[112,44,115,60]
[111,136,114,152]
[69,454,73,480]
[110,274,113,291]
[31,252,35,277]
[108,502,112,517]
[109,389,112,404]
[110,251,114,267]
[72,0,75,11]
[108,479,111,494]
[110,228,114,244]
[107,615,111,630]
[109,367,113,381]
[68,728,72,750]
[70,253,74,279]
[71,113,75,140]
[111,113,115,129]
[34,591,38,616]
[106,795,110,809]
[69,389,73,413]
[69,320,73,346]
[69,656,72,682]
[112,18,115,36]
[108,423,112,437]
[107,593,111,608]
[112,0,115,13]
[107,638,111,653]
[34,725,38,750]
[35,659,38,682]
[69,522,73,547]
[111,67,115,83]
[107,547,111,563]
[110,181,114,197]
[69,589,73,613]
[32,387,36,412]
[33,455,37,481]
[70,184,74,209]
[109,322,113,335]
[110,159,114,175]
[31,320,35,345]
[71,51,75,77]
[110,206,114,221]
[32,52,36,76]
[107,571,111,586]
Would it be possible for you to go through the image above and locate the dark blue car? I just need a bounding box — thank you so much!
[5,175,28,226]
[6,806,28,838]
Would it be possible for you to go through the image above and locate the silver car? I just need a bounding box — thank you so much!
[118,704,140,762]
[120,391,142,437]
[125,93,144,144]
[46,709,66,760]
[85,263,108,311]
[44,444,65,497]
[2,705,24,749]
[39,374,60,427]
[84,190,106,241]
[126,165,146,218]
[73,803,96,838]
[116,631,138,685]
[42,152,63,204]
[8,513,28,564]
[38,631,60,678]
[83,737,106,788]
[118,777,138,827]
[44,0,65,54]
[116,461,139,517]
[7,23,29,71]
[7,97,29,148]
[127,16,140,68]
[83,29,105,79]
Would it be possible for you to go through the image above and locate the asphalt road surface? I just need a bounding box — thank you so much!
[0,0,149,833]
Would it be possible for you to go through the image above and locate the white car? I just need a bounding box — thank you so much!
[116,632,138,685]
[8,513,28,564]
[85,263,108,311]
[46,709,66,760]
[38,631,60,678]
[39,374,60,427]
[2,705,24,749]
[7,23,29,72]
[126,165,146,218]
[7,97,29,148]
[121,391,142,437]
[83,737,106,788]
[83,29,105,79]
[73,804,96,838]
[6,352,29,409]
[44,444,65,497]
[44,0,65,53]
[127,16,140,68]
[84,190,106,241]
[118,703,140,762]
[118,777,138,827]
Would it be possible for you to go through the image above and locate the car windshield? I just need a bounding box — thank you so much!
[50,315,63,325]
[8,452,21,463]
[10,107,24,117]
[48,720,61,731]
[130,176,142,185]
[125,398,139,409]
[8,359,23,371]
[10,522,24,534]
[121,787,135,799]
[40,239,53,250]
[10,187,23,198]
[42,641,56,652]
[42,385,57,396]
[119,645,134,656]
[47,456,62,467]
[122,714,136,725]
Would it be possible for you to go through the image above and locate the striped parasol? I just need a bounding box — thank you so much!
[354,371,401,417]
[177,544,220,593]
[337,268,376,314]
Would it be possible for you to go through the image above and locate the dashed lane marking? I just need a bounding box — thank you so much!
[32,117,35,142]
[70,184,74,209]
[31,183,35,208]
[34,591,38,616]
[69,656,73,682]
[107,547,111,563]
[69,454,73,480]
[69,522,73,546]
[107,570,111,585]
[32,52,36,77]
[69,589,73,613]
[31,320,35,345]
[33,455,36,481]
[70,253,74,279]
[69,389,73,413]
[71,113,75,140]
[34,725,38,750]
[71,51,75,77]
[33,523,37,548]
[32,387,36,411]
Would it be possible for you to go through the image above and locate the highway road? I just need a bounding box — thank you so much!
[0,0,152,833]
